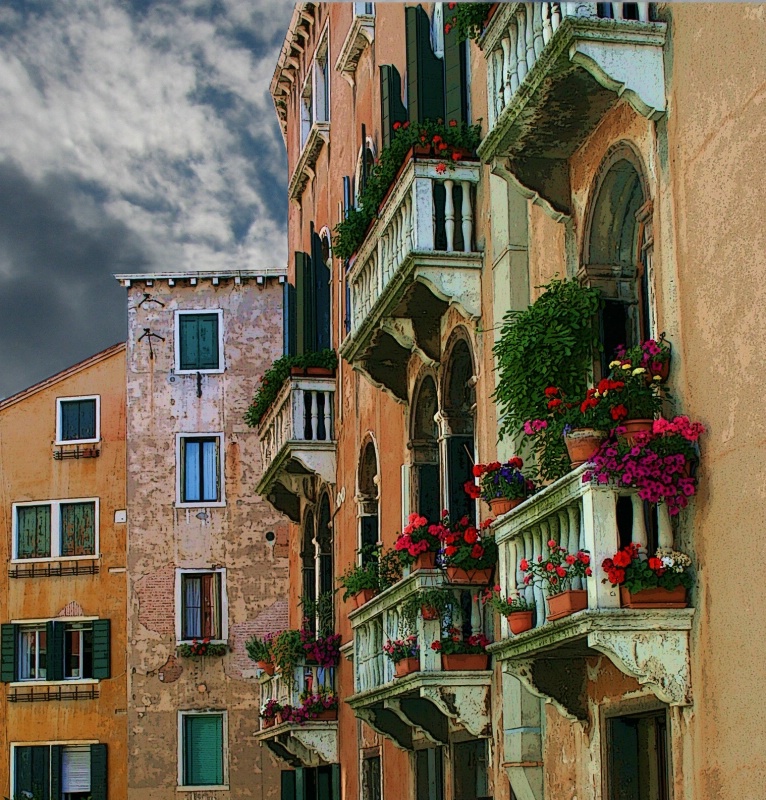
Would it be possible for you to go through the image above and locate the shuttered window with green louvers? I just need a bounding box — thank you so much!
[183,713,225,786]
[59,398,97,442]
[405,5,445,124]
[16,504,51,559]
[380,65,408,149]
[14,746,51,800]
[443,4,469,124]
[179,312,221,371]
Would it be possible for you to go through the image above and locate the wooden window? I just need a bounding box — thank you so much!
[453,740,489,800]
[13,744,107,800]
[416,747,444,800]
[181,573,222,640]
[406,6,446,123]
[63,623,93,680]
[16,505,52,559]
[607,710,670,800]
[182,713,225,787]
[17,624,47,681]
[282,766,340,800]
[180,436,221,504]
[58,397,98,443]
[14,499,98,561]
[60,502,96,557]
[362,755,382,800]
[176,310,223,372]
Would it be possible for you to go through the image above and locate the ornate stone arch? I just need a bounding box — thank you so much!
[354,136,378,207]
[356,435,380,564]
[408,368,441,523]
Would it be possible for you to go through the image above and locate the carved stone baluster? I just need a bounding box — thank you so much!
[323,391,332,440]
[460,181,473,252]
[631,494,648,550]
[293,386,305,442]
[551,2,562,31]
[524,4,536,72]
[657,503,673,549]
[444,179,455,252]
[470,588,482,637]
[531,525,546,628]
[612,3,623,20]
[500,37,512,108]
[637,2,649,22]
[508,25,519,95]
[532,2,544,57]
[307,390,317,440]
[515,10,527,83]
[487,47,497,127]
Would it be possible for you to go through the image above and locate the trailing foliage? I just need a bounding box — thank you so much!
[244,348,337,428]
[338,545,403,601]
[493,279,602,481]
[445,2,493,42]
[245,631,276,663]
[333,119,481,261]
[401,588,454,629]
[270,629,305,673]
[300,591,335,638]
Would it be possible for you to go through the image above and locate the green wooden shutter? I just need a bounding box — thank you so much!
[295,767,306,800]
[184,715,224,786]
[283,282,297,357]
[405,5,445,124]
[180,315,199,369]
[295,252,315,356]
[331,764,341,800]
[60,502,95,557]
[281,771,296,800]
[311,231,331,352]
[47,621,64,682]
[1,623,18,682]
[14,745,51,800]
[50,745,62,800]
[443,5,468,124]
[380,65,408,149]
[92,619,111,680]
[90,744,108,800]
[317,766,332,799]
[180,314,220,370]
[17,504,51,559]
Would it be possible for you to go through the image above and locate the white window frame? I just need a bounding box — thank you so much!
[175,568,228,645]
[55,395,100,445]
[354,2,375,16]
[174,309,225,375]
[177,710,229,791]
[11,498,100,563]
[300,29,331,150]
[63,621,94,681]
[175,433,225,508]
[17,624,48,682]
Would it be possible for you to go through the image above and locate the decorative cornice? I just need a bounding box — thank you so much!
[287,122,330,203]
[334,13,375,86]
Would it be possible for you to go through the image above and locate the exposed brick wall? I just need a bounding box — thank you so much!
[57,600,85,617]
[226,600,289,679]
[134,565,175,635]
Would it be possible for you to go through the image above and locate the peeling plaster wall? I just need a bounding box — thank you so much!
[124,278,288,799]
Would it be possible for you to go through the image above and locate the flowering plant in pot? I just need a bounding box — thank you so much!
[520,541,592,621]
[584,416,704,516]
[401,588,453,628]
[440,514,498,584]
[603,543,693,608]
[613,336,671,383]
[338,545,401,607]
[176,638,228,658]
[260,698,282,728]
[301,628,342,667]
[394,513,441,569]
[246,631,276,674]
[431,628,491,670]
[466,458,536,515]
[384,634,420,677]
[482,585,536,635]
[290,688,340,724]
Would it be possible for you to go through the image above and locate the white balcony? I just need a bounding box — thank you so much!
[347,570,492,750]
[478,2,666,214]
[256,373,336,521]
[339,157,483,402]
[255,663,337,768]
[489,464,693,721]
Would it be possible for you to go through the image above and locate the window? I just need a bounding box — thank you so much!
[178,570,226,642]
[180,712,227,788]
[354,2,374,15]
[281,766,340,800]
[175,310,224,373]
[56,396,99,444]
[300,35,330,149]
[362,755,382,800]
[12,743,107,800]
[12,499,98,561]
[607,710,669,800]
[18,625,47,681]
[178,435,223,506]
[416,747,444,800]
[453,740,489,800]
[64,623,94,680]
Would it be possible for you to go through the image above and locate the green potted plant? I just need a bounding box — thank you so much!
[401,588,453,628]
[270,629,304,674]
[520,542,592,621]
[246,631,276,675]
[394,512,441,570]
[430,628,491,670]
[339,549,381,608]
[439,514,498,584]
[465,457,536,516]
[482,587,536,635]
[176,638,228,658]
[383,635,420,678]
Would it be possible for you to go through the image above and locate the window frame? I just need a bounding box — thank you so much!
[63,622,94,681]
[10,741,102,799]
[55,395,100,445]
[11,498,100,563]
[174,309,225,375]
[176,433,225,508]
[17,624,48,682]
[177,710,229,791]
[299,29,331,150]
[175,568,228,645]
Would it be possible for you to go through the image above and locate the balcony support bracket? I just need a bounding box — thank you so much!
[420,682,492,739]
[385,697,449,746]
[260,736,303,769]
[504,656,589,722]
[356,705,414,751]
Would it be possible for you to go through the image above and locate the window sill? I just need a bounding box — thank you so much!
[174,368,225,376]
[177,786,229,793]
[174,501,226,509]
[54,438,101,447]
[10,679,99,688]
[11,555,99,564]
[177,640,227,646]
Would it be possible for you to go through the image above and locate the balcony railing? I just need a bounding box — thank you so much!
[256,374,336,520]
[347,570,492,748]
[490,464,694,717]
[256,662,338,767]
[340,158,482,400]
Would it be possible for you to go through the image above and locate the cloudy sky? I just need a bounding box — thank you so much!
[0,0,293,399]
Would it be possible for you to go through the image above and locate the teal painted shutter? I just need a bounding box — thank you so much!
[50,745,62,800]
[184,715,224,786]
[180,314,220,370]
[295,767,306,800]
[1,623,18,682]
[92,619,111,680]
[180,315,199,369]
[17,504,51,559]
[90,744,108,800]
[283,282,297,357]
[60,502,95,557]
[317,766,331,799]
[47,621,64,682]
[311,231,331,351]
[61,400,80,440]
[281,771,296,800]
[380,65,408,149]
[295,252,315,356]
[405,5,445,124]
[443,5,468,124]
[331,764,341,800]
[15,746,51,800]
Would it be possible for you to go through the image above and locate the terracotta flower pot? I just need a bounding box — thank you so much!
[620,585,687,609]
[421,605,439,620]
[353,588,377,609]
[546,589,588,621]
[257,660,275,676]
[565,428,607,467]
[262,717,275,729]
[488,496,523,516]
[394,657,420,678]
[620,419,654,446]
[275,712,285,725]
[445,566,494,585]
[306,366,334,376]
[313,709,338,721]
[412,550,437,571]
[441,653,489,671]
[507,611,535,635]
[413,143,432,156]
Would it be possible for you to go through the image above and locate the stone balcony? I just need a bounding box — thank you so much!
[255,663,338,768]
[489,464,694,722]
[256,373,336,521]
[339,158,483,402]
[478,2,666,214]
[347,570,492,750]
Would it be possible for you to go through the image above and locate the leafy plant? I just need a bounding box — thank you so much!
[300,591,335,638]
[339,545,403,600]
[245,631,276,663]
[481,587,535,616]
[493,279,602,481]
[465,458,536,502]
[444,2,493,42]
[520,541,592,596]
[383,635,419,664]
[244,348,337,428]
[394,512,442,565]
[271,629,305,673]
[430,628,490,655]
[401,588,454,629]
[439,513,499,571]
[176,639,228,657]
[378,546,404,589]
[602,543,693,593]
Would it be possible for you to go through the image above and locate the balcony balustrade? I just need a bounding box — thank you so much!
[340,158,483,401]
[255,663,337,768]
[347,569,492,750]
[256,374,336,521]
[479,2,666,214]
[489,464,693,720]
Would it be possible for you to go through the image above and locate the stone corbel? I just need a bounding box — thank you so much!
[281,725,338,767]
[503,658,589,722]
[419,684,492,739]
[356,706,413,751]
[385,698,449,746]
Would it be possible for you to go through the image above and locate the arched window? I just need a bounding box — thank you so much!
[441,335,476,524]
[357,440,379,565]
[301,509,316,626]
[315,493,334,635]
[410,375,441,523]
[354,139,377,206]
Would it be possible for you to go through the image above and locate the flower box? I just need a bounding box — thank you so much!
[394,657,420,678]
[353,588,377,609]
[412,551,437,571]
[442,653,489,671]
[313,709,338,721]
[262,717,275,729]
[507,611,535,635]
[445,566,493,585]
[620,585,687,609]
[546,589,588,621]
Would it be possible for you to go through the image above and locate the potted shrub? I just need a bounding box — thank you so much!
[383,635,420,678]
[271,629,304,674]
[482,586,536,634]
[603,543,692,608]
[246,631,276,675]
[520,541,592,621]
[440,514,498,584]
[431,628,491,670]
[339,549,380,608]
[176,638,228,658]
[465,457,536,515]
[290,688,340,723]
[260,698,281,729]
[401,588,453,627]
[394,513,442,571]
[302,629,342,667]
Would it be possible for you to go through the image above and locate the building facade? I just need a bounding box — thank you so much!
[260,3,766,800]
[118,271,290,798]
[0,343,128,800]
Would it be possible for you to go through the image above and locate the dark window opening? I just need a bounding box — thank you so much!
[60,399,97,442]
[453,740,489,800]
[607,710,669,800]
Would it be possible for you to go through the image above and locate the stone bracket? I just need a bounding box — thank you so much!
[356,706,413,751]
[334,13,374,85]
[419,683,491,739]
[385,697,449,746]
[257,724,338,768]
[503,658,588,722]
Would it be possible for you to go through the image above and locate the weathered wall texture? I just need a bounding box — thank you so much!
[0,344,128,799]
[123,275,289,798]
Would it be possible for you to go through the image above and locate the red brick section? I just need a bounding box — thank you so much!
[158,654,183,684]
[135,565,175,635]
[57,600,85,617]
[226,600,289,679]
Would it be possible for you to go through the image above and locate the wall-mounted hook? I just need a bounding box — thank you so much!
[137,328,165,360]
